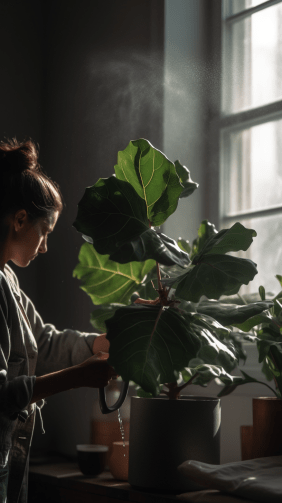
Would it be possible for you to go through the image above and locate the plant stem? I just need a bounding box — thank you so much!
[237,293,248,305]
[163,382,181,400]
[177,372,199,391]
[156,262,162,291]
[162,373,200,400]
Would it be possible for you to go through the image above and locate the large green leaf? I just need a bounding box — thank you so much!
[245,299,282,396]
[274,298,282,319]
[176,299,196,314]
[90,304,123,332]
[114,139,184,226]
[174,255,258,302]
[106,305,202,396]
[259,285,266,301]
[193,223,257,262]
[257,334,282,364]
[189,320,236,362]
[261,357,275,381]
[233,313,272,332]
[110,231,190,267]
[190,220,218,260]
[73,177,190,267]
[183,311,231,341]
[136,266,159,300]
[177,238,191,254]
[106,304,240,396]
[178,309,243,369]
[182,363,239,388]
[243,327,282,395]
[174,160,199,199]
[159,263,191,283]
[196,300,273,327]
[219,292,265,305]
[276,275,282,287]
[73,176,149,256]
[228,332,248,365]
[217,370,279,398]
[84,230,190,268]
[73,242,155,305]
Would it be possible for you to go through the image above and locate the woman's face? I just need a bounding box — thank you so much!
[10,210,59,268]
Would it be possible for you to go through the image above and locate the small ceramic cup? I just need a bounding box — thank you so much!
[76,444,108,476]
[109,441,129,481]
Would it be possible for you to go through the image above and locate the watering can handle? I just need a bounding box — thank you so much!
[99,381,129,414]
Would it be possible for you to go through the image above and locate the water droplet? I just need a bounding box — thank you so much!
[117,408,126,457]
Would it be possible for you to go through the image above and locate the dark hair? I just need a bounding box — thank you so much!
[0,138,64,224]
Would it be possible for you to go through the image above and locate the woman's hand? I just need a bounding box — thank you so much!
[92,333,110,354]
[30,352,119,404]
[77,351,118,388]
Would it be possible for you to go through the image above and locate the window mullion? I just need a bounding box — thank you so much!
[222,205,282,221]
[224,0,282,23]
[220,99,282,132]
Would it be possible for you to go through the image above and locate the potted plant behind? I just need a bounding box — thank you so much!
[213,277,282,460]
[72,139,272,492]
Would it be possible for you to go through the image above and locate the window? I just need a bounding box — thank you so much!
[220,0,282,295]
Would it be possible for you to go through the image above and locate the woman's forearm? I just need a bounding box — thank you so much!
[30,364,83,404]
[29,353,116,405]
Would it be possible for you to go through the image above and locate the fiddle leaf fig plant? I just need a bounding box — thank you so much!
[73,138,272,399]
[164,222,258,302]
[216,277,282,398]
[72,243,155,305]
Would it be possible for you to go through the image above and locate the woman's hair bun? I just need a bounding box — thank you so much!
[0,138,40,174]
[0,136,63,224]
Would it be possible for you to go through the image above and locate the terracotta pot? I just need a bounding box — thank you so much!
[240,425,254,460]
[91,420,130,467]
[108,441,129,481]
[252,397,282,458]
[241,397,282,460]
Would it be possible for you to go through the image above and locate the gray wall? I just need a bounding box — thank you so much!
[34,0,165,332]
[163,0,208,242]
[0,0,43,297]
[163,0,221,241]
[1,0,165,457]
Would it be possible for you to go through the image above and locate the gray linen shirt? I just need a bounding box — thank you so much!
[0,264,98,503]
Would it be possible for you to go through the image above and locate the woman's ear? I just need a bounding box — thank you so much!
[14,209,28,232]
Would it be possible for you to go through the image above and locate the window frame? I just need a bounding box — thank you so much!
[220,0,282,226]
[202,0,282,397]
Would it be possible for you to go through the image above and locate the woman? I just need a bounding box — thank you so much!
[0,138,117,503]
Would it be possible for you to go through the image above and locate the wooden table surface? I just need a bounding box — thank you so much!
[28,462,182,503]
[29,461,255,503]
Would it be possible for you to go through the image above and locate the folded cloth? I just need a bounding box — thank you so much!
[177,456,282,503]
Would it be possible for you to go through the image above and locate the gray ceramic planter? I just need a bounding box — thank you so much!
[128,395,221,493]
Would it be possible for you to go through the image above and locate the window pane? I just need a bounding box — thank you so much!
[223,119,282,214]
[224,214,282,295]
[225,0,268,16]
[225,2,282,112]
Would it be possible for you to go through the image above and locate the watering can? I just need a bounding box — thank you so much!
[99,381,129,414]
[96,343,129,414]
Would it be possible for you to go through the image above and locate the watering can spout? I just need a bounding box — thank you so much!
[99,381,129,414]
